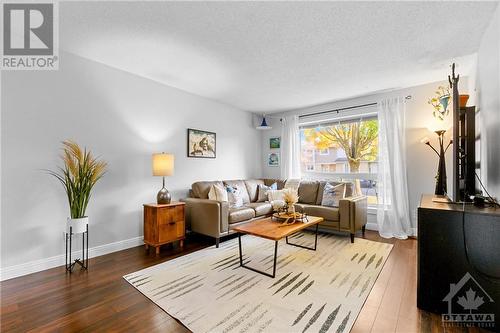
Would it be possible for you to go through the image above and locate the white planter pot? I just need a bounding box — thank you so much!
[67,216,88,234]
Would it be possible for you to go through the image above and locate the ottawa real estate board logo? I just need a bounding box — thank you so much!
[1,2,59,70]
[442,272,495,328]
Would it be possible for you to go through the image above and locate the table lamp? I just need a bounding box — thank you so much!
[152,153,174,204]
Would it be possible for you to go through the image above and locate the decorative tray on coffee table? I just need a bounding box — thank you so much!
[271,212,308,226]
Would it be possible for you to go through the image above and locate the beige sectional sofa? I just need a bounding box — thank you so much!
[183,178,367,247]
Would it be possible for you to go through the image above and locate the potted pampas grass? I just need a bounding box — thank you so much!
[48,140,107,233]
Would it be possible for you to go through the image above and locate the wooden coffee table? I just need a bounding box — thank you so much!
[232,216,323,278]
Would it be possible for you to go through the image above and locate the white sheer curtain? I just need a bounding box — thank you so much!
[280,115,301,180]
[377,98,411,239]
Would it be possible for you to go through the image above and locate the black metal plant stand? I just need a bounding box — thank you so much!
[65,224,89,272]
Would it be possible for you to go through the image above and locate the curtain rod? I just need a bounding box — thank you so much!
[297,95,411,119]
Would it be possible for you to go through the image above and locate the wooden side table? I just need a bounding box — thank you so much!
[143,202,185,255]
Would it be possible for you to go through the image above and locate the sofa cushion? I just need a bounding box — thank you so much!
[229,207,255,224]
[257,183,277,202]
[284,179,301,193]
[245,202,273,216]
[208,184,228,202]
[263,178,286,190]
[244,179,265,202]
[321,183,346,207]
[223,180,250,203]
[295,204,339,222]
[316,181,328,205]
[316,181,354,204]
[298,181,319,204]
[192,181,224,199]
[267,189,288,202]
[226,185,245,208]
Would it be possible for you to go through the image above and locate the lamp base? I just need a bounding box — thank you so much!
[157,188,171,204]
[434,130,447,196]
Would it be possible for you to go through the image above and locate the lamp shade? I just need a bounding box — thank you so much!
[152,153,174,176]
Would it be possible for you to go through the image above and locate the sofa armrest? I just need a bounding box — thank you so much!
[182,198,229,237]
[339,196,368,233]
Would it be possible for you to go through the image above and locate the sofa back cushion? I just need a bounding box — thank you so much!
[244,179,265,202]
[192,181,224,199]
[316,181,354,204]
[298,181,319,204]
[223,180,250,203]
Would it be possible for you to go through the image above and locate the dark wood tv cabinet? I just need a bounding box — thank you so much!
[417,194,500,330]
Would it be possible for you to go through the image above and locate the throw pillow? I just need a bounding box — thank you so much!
[257,183,277,202]
[270,200,286,211]
[226,185,244,208]
[267,189,288,202]
[284,178,300,193]
[208,184,228,202]
[321,183,346,207]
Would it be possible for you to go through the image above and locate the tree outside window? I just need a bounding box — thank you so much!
[300,118,379,204]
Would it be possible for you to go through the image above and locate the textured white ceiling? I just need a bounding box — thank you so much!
[60,1,498,113]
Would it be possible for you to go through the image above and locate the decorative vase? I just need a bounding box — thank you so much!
[459,94,469,108]
[67,216,88,234]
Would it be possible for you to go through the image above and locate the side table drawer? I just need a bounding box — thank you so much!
[157,205,184,225]
[159,220,185,243]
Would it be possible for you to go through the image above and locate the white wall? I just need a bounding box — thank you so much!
[260,117,282,179]
[0,51,261,277]
[263,79,471,231]
[476,5,500,199]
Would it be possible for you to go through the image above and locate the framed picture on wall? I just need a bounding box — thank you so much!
[187,128,216,158]
[268,152,279,167]
[269,137,281,149]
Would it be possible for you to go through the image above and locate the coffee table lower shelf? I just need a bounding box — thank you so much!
[237,222,319,278]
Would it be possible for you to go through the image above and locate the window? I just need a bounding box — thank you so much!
[300,116,378,205]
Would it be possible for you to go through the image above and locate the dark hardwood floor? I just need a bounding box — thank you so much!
[0,231,488,332]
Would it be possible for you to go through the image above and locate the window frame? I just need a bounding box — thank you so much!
[299,111,379,209]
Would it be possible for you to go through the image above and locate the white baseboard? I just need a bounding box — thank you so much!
[0,236,144,281]
[365,222,379,231]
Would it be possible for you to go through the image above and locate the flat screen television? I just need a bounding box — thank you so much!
[450,64,477,202]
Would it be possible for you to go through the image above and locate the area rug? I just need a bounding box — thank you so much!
[124,232,392,333]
